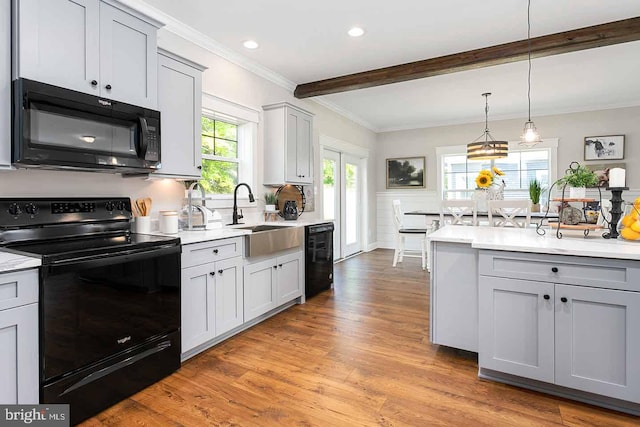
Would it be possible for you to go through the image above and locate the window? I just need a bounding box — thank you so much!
[439,141,557,200]
[200,116,239,194]
[199,93,259,199]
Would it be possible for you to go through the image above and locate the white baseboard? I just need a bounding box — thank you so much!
[366,242,379,252]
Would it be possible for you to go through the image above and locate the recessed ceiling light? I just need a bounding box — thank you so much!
[243,40,259,49]
[348,27,365,37]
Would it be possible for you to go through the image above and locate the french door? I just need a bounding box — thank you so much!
[322,149,362,259]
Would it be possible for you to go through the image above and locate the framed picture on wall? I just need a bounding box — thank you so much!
[584,135,625,160]
[386,157,426,189]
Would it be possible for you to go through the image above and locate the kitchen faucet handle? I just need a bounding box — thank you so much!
[239,209,243,219]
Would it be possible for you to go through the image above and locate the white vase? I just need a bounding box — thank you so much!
[265,204,276,212]
[473,189,488,212]
[568,186,586,199]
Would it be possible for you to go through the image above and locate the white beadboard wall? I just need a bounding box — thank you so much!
[377,188,640,250]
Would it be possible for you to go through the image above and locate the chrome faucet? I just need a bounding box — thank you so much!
[187,181,206,230]
[232,183,255,225]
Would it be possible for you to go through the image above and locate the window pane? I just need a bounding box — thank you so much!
[214,138,238,158]
[200,159,238,194]
[202,116,215,137]
[215,121,237,140]
[202,135,215,155]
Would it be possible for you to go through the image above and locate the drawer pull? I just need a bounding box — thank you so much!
[551,267,559,273]
[561,297,568,303]
[543,294,550,300]
[213,249,219,254]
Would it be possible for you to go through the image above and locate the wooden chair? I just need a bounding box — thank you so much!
[487,200,532,227]
[440,200,478,226]
[392,200,429,270]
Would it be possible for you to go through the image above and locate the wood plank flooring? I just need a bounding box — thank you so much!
[81,249,638,426]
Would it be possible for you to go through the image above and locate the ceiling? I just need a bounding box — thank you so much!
[143,0,640,131]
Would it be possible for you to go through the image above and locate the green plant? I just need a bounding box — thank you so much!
[264,192,278,205]
[559,163,598,187]
[529,179,544,204]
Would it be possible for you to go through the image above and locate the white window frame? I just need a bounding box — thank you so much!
[201,93,259,209]
[436,139,558,200]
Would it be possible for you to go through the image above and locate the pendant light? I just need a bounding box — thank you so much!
[467,93,508,160]
[520,0,542,147]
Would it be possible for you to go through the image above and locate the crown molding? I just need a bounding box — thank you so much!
[116,0,378,131]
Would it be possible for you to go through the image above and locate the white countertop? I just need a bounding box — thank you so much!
[157,219,334,246]
[0,250,41,273]
[428,225,640,261]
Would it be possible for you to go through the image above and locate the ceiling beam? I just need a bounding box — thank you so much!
[294,17,640,99]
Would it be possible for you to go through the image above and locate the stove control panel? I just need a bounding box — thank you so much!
[52,202,96,214]
[0,198,132,227]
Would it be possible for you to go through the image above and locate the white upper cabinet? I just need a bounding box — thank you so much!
[263,102,314,185]
[156,50,206,178]
[1,0,11,168]
[13,0,161,109]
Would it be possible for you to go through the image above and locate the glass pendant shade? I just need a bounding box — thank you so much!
[520,120,542,147]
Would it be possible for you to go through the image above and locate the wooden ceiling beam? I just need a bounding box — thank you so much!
[294,17,640,98]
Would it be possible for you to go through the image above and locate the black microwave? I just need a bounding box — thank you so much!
[12,79,161,173]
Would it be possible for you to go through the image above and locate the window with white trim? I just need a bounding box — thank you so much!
[199,94,258,199]
[439,141,557,200]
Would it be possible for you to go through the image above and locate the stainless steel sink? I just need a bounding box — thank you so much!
[239,225,302,257]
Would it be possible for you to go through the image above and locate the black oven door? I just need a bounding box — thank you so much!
[40,244,180,384]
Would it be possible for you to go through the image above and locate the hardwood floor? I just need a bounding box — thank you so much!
[82,249,638,426]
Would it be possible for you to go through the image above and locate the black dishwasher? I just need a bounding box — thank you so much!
[305,223,334,298]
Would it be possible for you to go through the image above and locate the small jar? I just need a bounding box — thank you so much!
[159,211,179,234]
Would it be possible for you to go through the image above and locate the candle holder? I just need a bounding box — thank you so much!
[603,187,628,239]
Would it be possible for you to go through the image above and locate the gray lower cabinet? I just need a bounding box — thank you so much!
[181,245,243,355]
[244,251,303,322]
[555,284,640,402]
[431,242,478,352]
[479,276,555,383]
[0,269,39,404]
[479,250,640,404]
[180,239,302,358]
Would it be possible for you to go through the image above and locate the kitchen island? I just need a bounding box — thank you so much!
[428,226,640,415]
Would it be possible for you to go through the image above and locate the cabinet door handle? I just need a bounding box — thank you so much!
[551,267,559,273]
[209,272,215,276]
[561,297,568,303]
[278,264,283,267]
[543,294,550,300]
[90,80,98,86]
[213,249,219,254]
[105,84,112,90]
[218,269,223,274]
[197,165,202,170]
[273,265,278,269]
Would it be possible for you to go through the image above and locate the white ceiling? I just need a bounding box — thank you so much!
[143,0,640,131]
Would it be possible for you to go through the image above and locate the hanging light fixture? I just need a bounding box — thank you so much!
[520,0,542,147]
[467,92,508,160]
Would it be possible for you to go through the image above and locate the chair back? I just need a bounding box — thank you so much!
[440,200,478,225]
[392,200,403,232]
[487,200,531,227]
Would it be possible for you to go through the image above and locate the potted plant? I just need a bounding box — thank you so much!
[529,179,544,212]
[558,163,598,199]
[264,192,278,212]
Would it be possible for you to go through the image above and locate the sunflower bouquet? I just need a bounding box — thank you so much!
[475,166,505,189]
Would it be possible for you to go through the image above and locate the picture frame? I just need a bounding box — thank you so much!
[584,135,625,161]
[386,156,426,189]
